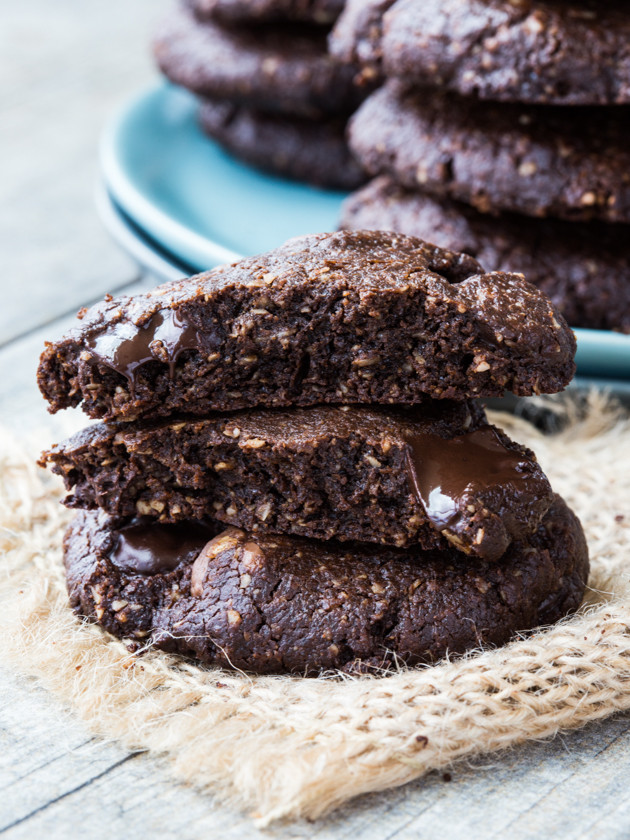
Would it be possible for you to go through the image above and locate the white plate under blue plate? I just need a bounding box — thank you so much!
[100,83,630,381]
[96,179,192,283]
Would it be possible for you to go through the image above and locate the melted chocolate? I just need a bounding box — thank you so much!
[86,309,219,390]
[404,425,534,533]
[110,520,216,575]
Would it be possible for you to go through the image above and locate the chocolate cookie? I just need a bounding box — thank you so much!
[42,401,555,562]
[186,0,344,25]
[382,0,630,106]
[340,177,630,333]
[64,498,589,675]
[328,0,394,85]
[37,231,576,423]
[198,98,365,189]
[154,6,360,118]
[349,81,630,223]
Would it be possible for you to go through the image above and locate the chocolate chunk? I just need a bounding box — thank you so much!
[63,498,589,675]
[198,98,365,189]
[349,81,630,223]
[110,520,217,575]
[41,401,554,562]
[382,0,630,106]
[153,5,361,118]
[340,176,630,333]
[37,230,576,423]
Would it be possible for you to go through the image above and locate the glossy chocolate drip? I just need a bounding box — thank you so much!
[110,520,216,575]
[404,425,534,533]
[86,308,218,389]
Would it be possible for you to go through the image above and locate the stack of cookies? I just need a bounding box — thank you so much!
[334,0,630,332]
[153,0,368,189]
[38,230,588,675]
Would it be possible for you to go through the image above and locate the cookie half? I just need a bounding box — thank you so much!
[37,231,576,422]
[42,401,555,562]
[198,98,365,189]
[349,81,630,223]
[154,5,360,117]
[64,499,589,675]
[340,177,630,333]
[382,0,630,106]
[186,0,344,25]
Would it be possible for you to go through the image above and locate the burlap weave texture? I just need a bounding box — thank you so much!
[1,394,629,825]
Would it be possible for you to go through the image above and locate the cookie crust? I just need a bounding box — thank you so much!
[63,498,589,675]
[349,82,630,223]
[198,98,365,189]
[382,0,630,106]
[186,0,344,25]
[154,6,360,117]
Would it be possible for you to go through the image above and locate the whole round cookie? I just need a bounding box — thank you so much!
[154,6,361,118]
[64,498,588,675]
[198,98,365,189]
[340,176,630,333]
[349,81,630,223]
[382,0,630,105]
[186,0,344,25]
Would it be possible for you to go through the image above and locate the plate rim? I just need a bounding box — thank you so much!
[95,178,194,283]
[100,85,243,270]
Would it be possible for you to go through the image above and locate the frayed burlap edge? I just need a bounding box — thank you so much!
[1,392,630,826]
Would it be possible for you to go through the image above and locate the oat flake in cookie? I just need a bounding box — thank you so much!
[64,499,589,675]
[382,0,630,106]
[37,230,575,423]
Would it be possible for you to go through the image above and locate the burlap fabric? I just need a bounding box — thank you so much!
[1,393,629,825]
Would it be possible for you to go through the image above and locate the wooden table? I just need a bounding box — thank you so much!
[2,3,630,837]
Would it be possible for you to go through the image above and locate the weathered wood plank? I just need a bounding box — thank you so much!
[2,662,630,840]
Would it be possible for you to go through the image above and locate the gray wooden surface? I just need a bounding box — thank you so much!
[2,2,630,837]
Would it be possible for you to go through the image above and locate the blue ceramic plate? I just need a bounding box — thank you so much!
[101,83,630,381]
[101,84,346,269]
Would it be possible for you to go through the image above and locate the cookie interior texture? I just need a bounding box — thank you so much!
[63,497,589,675]
[37,230,575,423]
[42,400,555,562]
